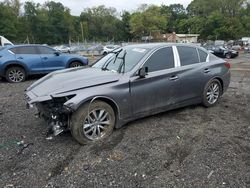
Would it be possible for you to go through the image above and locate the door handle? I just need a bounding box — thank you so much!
[17,57,23,59]
[204,68,211,73]
[169,75,179,81]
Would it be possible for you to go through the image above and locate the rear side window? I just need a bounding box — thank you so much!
[198,49,208,62]
[13,46,37,54]
[177,46,199,66]
[9,47,18,54]
[0,47,6,51]
[38,46,55,54]
[143,47,175,72]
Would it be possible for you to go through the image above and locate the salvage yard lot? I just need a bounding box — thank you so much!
[0,54,249,187]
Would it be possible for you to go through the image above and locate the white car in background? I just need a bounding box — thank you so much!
[102,45,120,55]
[54,45,71,53]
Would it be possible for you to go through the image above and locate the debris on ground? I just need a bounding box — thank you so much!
[17,142,34,155]
[207,170,214,179]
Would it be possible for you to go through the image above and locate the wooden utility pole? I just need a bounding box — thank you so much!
[80,22,84,43]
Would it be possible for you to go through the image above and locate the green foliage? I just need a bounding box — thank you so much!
[0,0,20,40]
[80,5,125,41]
[0,0,250,44]
[129,5,169,38]
[187,0,249,40]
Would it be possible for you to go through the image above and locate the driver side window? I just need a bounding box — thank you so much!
[38,46,55,54]
[143,47,175,72]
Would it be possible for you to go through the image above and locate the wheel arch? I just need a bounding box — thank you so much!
[4,62,28,76]
[203,76,224,97]
[97,97,120,119]
[74,96,120,125]
[213,77,224,93]
[67,59,84,68]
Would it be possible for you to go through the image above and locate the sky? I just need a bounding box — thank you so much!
[18,0,193,16]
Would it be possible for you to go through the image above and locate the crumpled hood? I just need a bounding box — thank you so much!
[26,67,120,97]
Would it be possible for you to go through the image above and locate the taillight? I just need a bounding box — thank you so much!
[224,62,231,69]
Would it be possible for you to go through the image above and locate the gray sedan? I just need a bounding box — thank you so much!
[25,43,230,144]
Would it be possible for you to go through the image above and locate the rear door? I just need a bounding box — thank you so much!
[130,47,179,115]
[173,46,210,103]
[14,46,44,73]
[38,46,65,72]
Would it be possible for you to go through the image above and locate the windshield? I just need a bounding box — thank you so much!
[92,46,149,73]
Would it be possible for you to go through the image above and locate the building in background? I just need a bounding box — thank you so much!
[160,32,200,43]
[147,32,200,43]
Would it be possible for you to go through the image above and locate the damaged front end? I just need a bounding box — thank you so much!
[26,93,75,136]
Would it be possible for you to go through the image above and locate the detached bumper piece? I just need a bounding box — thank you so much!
[49,115,66,136]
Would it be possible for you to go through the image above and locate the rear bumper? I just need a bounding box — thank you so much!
[222,70,230,94]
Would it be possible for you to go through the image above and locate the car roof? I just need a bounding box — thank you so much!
[7,44,50,48]
[124,43,202,50]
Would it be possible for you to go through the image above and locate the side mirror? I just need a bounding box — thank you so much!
[138,67,148,78]
[54,51,60,56]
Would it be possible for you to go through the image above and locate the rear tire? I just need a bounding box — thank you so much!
[202,79,222,107]
[5,66,26,83]
[70,100,115,145]
[69,61,83,68]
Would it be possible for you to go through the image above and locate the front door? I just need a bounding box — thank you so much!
[38,46,65,72]
[130,47,178,115]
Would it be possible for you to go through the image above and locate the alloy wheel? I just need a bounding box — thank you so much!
[83,109,111,140]
[206,82,220,104]
[8,69,25,82]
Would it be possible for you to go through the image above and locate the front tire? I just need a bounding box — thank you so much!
[70,100,115,145]
[5,66,26,83]
[202,79,222,107]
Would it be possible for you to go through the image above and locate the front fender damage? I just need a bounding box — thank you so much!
[26,92,76,137]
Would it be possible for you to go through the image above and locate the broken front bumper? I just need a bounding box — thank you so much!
[24,91,52,109]
[24,91,74,136]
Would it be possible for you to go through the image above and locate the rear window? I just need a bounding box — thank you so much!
[9,47,18,54]
[177,46,199,66]
[11,46,37,54]
[198,49,208,62]
[209,53,219,61]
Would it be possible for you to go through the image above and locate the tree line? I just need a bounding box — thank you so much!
[0,0,250,45]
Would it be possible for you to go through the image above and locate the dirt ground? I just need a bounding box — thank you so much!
[0,54,249,188]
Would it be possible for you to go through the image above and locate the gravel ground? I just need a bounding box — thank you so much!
[0,54,249,188]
